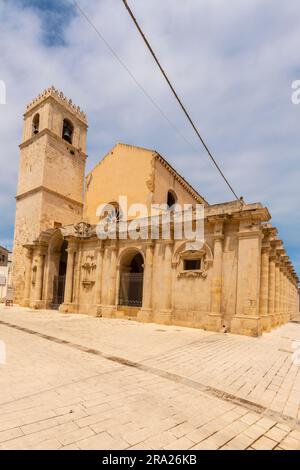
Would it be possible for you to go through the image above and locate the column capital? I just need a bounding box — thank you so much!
[212,234,224,242]
[237,229,262,240]
[23,244,34,257]
[95,240,104,253]
[37,245,48,256]
[144,240,155,249]
[161,239,175,247]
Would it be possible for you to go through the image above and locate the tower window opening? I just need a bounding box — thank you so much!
[32,113,40,135]
[167,190,177,209]
[62,119,74,144]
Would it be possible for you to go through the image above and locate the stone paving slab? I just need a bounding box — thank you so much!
[0,306,300,450]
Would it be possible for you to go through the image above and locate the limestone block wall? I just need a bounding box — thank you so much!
[43,133,86,203]
[152,157,207,207]
[17,135,48,195]
[84,144,154,225]
[12,192,43,303]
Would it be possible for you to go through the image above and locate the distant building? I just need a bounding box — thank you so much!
[0,246,9,266]
[0,249,12,301]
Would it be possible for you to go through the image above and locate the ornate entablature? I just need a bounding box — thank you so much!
[172,241,213,279]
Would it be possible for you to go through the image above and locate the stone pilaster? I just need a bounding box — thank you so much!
[59,242,77,312]
[31,245,47,309]
[155,240,174,324]
[138,241,154,322]
[92,241,104,316]
[279,264,284,326]
[102,241,118,318]
[259,246,271,331]
[208,221,224,332]
[231,220,262,336]
[268,254,276,327]
[22,246,33,307]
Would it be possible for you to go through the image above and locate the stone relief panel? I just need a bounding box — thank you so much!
[81,250,96,289]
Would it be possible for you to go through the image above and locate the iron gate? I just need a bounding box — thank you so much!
[118,272,143,307]
[52,275,66,309]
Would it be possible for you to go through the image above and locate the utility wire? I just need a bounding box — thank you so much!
[121,0,241,202]
[72,0,241,201]
[72,0,198,155]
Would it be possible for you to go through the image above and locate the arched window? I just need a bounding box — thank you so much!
[167,190,177,209]
[62,119,74,144]
[100,202,122,223]
[32,113,40,135]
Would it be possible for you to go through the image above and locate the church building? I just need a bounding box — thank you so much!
[12,87,299,336]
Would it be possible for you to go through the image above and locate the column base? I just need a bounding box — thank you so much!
[261,315,271,332]
[90,304,103,317]
[137,308,153,323]
[270,314,276,328]
[101,304,117,318]
[206,313,224,332]
[30,300,46,309]
[230,315,262,337]
[153,309,173,325]
[59,303,78,313]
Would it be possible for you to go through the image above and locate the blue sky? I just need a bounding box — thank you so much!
[0,0,299,274]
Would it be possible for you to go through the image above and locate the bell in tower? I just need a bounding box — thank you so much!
[32,113,40,136]
[62,119,74,144]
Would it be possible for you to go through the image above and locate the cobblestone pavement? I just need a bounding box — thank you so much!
[0,306,299,450]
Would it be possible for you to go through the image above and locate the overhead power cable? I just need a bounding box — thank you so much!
[72,1,198,154]
[121,0,241,202]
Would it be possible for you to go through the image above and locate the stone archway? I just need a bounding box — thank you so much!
[42,229,68,309]
[52,240,68,309]
[118,250,144,308]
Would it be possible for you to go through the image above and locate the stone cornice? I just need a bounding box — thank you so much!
[16,185,84,207]
[19,128,88,160]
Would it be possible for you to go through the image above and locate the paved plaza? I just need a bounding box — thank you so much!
[0,306,300,450]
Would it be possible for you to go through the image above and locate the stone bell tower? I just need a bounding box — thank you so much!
[12,86,88,304]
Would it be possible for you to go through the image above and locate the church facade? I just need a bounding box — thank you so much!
[12,88,299,336]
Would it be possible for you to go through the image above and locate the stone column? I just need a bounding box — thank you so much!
[102,242,118,318]
[283,269,288,323]
[23,247,33,307]
[108,243,118,307]
[274,258,281,327]
[138,241,154,322]
[93,241,104,315]
[231,220,262,337]
[63,246,76,305]
[32,247,47,308]
[268,254,276,327]
[259,246,271,331]
[279,265,284,325]
[208,228,224,332]
[156,241,173,324]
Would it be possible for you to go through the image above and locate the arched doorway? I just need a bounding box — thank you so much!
[52,240,68,309]
[118,251,144,308]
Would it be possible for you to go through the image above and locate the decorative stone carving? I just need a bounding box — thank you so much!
[173,241,213,279]
[81,251,96,288]
[74,221,92,239]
